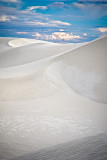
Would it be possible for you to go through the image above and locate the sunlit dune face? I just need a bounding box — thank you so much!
[8,38,46,47]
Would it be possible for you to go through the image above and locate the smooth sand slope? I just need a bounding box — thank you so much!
[52,36,107,103]
[8,38,51,47]
[0,37,107,159]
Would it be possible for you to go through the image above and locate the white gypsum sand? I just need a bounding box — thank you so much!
[0,37,107,159]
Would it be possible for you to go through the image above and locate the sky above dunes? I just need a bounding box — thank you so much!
[0,0,107,42]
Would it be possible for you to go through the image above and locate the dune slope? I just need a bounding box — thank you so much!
[11,134,107,160]
[0,37,86,68]
[52,36,107,103]
[0,37,107,159]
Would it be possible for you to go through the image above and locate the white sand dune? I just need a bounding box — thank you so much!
[0,37,87,78]
[0,38,86,68]
[8,38,51,47]
[52,36,107,103]
[0,36,107,159]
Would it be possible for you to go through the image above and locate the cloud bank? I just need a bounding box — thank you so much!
[96,28,107,32]
[33,32,81,41]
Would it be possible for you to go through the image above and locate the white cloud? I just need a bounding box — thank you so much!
[17,32,28,34]
[33,32,81,41]
[83,33,87,36]
[27,20,71,27]
[48,2,68,8]
[0,0,18,3]
[0,15,17,22]
[50,20,71,26]
[74,3,85,8]
[26,2,69,12]
[73,2,107,19]
[10,16,17,19]
[27,6,47,11]
[96,28,107,32]
[27,21,57,27]
[79,0,107,2]
[59,29,64,31]
[0,15,10,22]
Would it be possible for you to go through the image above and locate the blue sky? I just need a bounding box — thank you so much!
[0,0,107,42]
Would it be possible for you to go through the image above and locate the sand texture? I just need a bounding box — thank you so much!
[0,37,107,159]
